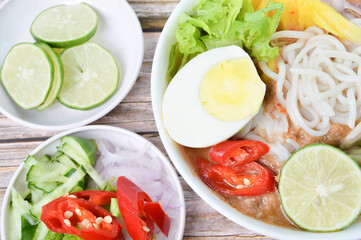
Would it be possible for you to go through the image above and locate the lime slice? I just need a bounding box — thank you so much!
[35,42,64,111]
[58,42,119,110]
[30,3,98,48]
[279,144,361,232]
[0,43,54,109]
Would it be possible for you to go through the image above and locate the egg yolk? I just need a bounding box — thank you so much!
[199,58,265,122]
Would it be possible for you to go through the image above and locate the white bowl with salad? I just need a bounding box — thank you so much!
[152,0,361,239]
[0,125,185,240]
[0,0,143,130]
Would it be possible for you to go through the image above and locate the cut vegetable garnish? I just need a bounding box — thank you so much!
[279,144,361,232]
[198,158,275,196]
[116,176,171,239]
[40,196,123,240]
[209,140,269,167]
[30,3,98,48]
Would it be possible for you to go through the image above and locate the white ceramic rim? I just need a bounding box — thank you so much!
[0,125,186,240]
[151,0,361,239]
[0,0,144,131]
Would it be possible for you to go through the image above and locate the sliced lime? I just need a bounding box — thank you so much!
[58,42,119,110]
[35,42,64,111]
[30,3,98,48]
[279,144,361,232]
[0,43,54,109]
[53,48,64,55]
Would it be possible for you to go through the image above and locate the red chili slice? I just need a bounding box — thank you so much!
[41,196,124,240]
[197,157,275,196]
[72,190,117,205]
[144,202,171,237]
[209,140,269,167]
[116,176,155,240]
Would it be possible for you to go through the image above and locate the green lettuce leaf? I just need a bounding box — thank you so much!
[239,1,284,62]
[166,0,284,81]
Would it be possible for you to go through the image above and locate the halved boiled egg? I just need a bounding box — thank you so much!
[162,45,265,148]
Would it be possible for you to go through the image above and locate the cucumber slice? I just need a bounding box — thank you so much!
[31,167,86,217]
[110,198,121,217]
[34,222,51,240]
[27,161,71,183]
[35,42,64,111]
[30,3,98,48]
[56,152,78,168]
[11,188,39,239]
[59,136,106,188]
[29,182,59,193]
[24,156,38,169]
[29,186,46,204]
[9,205,21,240]
[44,230,63,240]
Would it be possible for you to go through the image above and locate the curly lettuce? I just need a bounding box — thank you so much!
[166,0,284,82]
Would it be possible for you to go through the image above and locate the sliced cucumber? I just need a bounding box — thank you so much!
[56,152,77,168]
[24,156,38,169]
[59,136,97,165]
[59,136,106,188]
[110,198,121,217]
[31,167,86,217]
[44,230,63,240]
[9,205,21,240]
[29,186,46,204]
[11,188,39,239]
[34,222,51,240]
[27,161,72,183]
[29,182,59,193]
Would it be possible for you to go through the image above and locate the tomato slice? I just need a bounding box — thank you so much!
[41,196,124,240]
[72,190,117,205]
[197,157,275,196]
[116,176,155,240]
[209,140,269,167]
[144,202,171,237]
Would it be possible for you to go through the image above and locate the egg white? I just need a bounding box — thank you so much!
[162,45,265,148]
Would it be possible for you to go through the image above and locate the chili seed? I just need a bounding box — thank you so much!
[244,178,251,186]
[96,217,103,224]
[64,219,71,227]
[104,215,112,223]
[82,219,90,226]
[75,208,82,216]
[142,226,150,232]
[64,211,73,219]
[68,194,77,199]
[63,193,69,197]
[93,223,99,229]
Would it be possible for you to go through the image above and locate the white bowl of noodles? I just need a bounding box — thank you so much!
[151,0,361,239]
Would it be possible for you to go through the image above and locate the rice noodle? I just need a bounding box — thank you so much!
[259,26,361,137]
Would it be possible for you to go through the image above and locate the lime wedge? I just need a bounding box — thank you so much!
[58,42,119,110]
[30,3,98,48]
[279,144,361,232]
[35,42,64,111]
[0,43,54,109]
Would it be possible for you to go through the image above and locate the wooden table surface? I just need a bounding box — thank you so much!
[0,0,273,239]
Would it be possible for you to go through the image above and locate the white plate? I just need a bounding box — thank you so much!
[0,0,143,130]
[151,0,361,239]
[0,125,185,239]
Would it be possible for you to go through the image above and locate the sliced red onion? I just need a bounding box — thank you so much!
[92,138,183,239]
